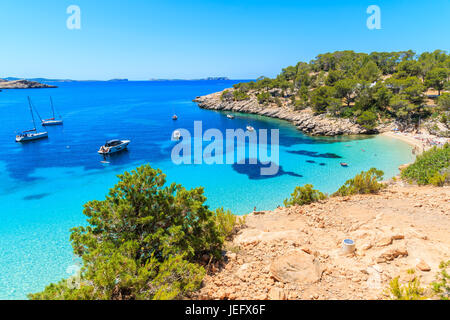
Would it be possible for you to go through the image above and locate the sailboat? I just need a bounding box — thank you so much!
[16,97,48,142]
[41,97,63,126]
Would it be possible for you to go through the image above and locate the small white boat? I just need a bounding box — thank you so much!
[172,115,178,120]
[227,114,235,119]
[246,125,255,132]
[41,97,63,126]
[98,139,130,155]
[172,130,181,140]
[16,97,48,143]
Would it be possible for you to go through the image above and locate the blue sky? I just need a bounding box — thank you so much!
[0,0,448,80]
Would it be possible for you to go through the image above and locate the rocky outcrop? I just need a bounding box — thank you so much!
[194,183,450,300]
[0,79,57,89]
[194,90,376,136]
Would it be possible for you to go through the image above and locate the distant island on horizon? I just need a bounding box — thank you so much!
[1,76,233,83]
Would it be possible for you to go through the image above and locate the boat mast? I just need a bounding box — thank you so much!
[27,96,37,131]
[50,97,55,119]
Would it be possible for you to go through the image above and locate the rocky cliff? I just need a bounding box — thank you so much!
[193,90,392,136]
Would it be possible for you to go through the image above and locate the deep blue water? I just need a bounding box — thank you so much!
[0,81,414,299]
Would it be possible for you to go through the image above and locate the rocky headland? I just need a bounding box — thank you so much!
[194,90,395,136]
[0,79,57,89]
[194,182,450,300]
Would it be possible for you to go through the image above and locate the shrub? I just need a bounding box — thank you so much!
[257,91,271,104]
[387,276,427,300]
[284,184,327,207]
[213,208,246,240]
[357,110,378,130]
[220,90,232,101]
[401,144,450,185]
[29,165,224,300]
[431,260,450,300]
[333,168,385,196]
[429,172,447,187]
[232,90,249,101]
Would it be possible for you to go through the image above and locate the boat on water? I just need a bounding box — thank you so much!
[98,139,131,155]
[340,162,349,167]
[227,114,235,119]
[246,125,255,132]
[172,115,178,120]
[16,97,48,143]
[41,97,63,126]
[172,130,182,140]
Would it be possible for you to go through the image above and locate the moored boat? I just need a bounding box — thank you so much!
[246,125,255,132]
[41,97,63,126]
[16,97,48,143]
[16,130,48,142]
[172,130,181,140]
[340,162,349,167]
[227,114,235,119]
[172,115,178,120]
[98,139,131,155]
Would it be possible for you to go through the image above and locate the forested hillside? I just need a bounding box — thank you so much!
[227,50,449,134]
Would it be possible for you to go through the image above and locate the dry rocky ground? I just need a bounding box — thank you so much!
[194,182,449,300]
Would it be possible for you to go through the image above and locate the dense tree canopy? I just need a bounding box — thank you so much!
[29,165,230,300]
[232,50,449,132]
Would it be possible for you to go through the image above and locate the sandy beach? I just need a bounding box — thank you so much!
[381,131,448,156]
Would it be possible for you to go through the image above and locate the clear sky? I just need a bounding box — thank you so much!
[0,0,448,80]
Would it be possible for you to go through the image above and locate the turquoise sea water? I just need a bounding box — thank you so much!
[0,81,414,299]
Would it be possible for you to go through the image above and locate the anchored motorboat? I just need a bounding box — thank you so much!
[227,114,235,119]
[172,115,178,120]
[41,97,63,126]
[172,130,182,140]
[246,125,255,132]
[98,139,131,155]
[16,97,48,143]
[340,162,349,167]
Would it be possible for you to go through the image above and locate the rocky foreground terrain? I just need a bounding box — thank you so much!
[194,182,449,300]
[194,91,395,136]
[0,79,57,89]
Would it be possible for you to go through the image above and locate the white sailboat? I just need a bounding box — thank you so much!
[41,97,63,126]
[16,97,48,142]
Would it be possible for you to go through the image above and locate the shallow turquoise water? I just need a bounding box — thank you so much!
[0,81,414,299]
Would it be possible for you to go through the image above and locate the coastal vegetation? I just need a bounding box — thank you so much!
[283,184,327,207]
[387,260,450,300]
[229,50,449,134]
[401,143,450,186]
[333,168,386,196]
[29,165,239,300]
[284,168,387,207]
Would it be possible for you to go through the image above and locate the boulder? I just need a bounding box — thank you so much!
[270,251,322,285]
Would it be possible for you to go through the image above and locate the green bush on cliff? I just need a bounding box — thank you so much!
[401,143,450,185]
[29,165,225,300]
[333,168,386,196]
[431,260,450,300]
[232,90,249,101]
[387,275,427,300]
[213,207,246,240]
[283,184,327,207]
